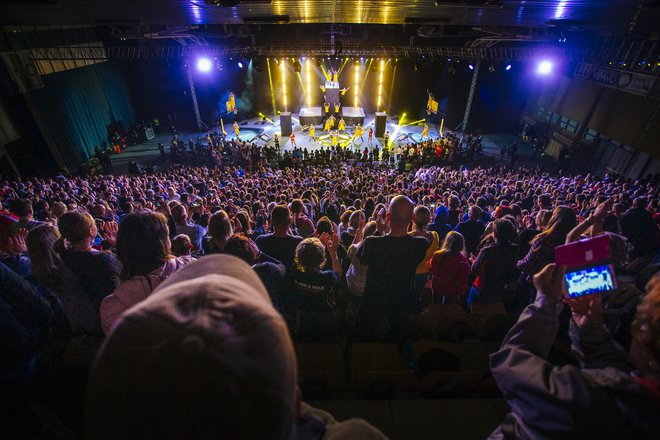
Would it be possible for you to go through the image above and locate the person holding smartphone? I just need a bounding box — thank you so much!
[489,265,660,439]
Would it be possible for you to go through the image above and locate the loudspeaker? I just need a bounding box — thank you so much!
[375,112,387,137]
[280,112,292,137]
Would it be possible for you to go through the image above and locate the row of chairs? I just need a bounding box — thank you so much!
[296,340,499,399]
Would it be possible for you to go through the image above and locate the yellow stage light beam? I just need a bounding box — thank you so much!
[401,118,425,127]
[387,60,397,114]
[296,71,305,96]
[353,64,359,107]
[338,57,349,75]
[377,59,384,110]
[281,60,287,112]
[306,59,312,107]
[320,63,329,82]
[266,58,277,115]
[258,112,275,125]
[359,58,373,96]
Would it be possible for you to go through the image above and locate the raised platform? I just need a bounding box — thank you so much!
[341,107,365,125]
[299,106,324,126]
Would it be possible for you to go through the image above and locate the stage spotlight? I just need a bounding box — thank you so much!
[468,64,474,70]
[238,61,243,68]
[488,65,495,72]
[505,64,512,71]
[197,57,212,73]
[537,60,553,74]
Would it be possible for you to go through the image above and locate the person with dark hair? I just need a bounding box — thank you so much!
[454,205,486,257]
[255,205,302,274]
[468,219,520,310]
[9,198,43,236]
[202,210,233,255]
[620,196,656,258]
[171,234,196,264]
[100,212,190,334]
[55,210,120,313]
[290,199,314,238]
[170,204,206,255]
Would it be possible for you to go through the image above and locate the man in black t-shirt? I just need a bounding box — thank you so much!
[354,195,427,341]
[255,205,302,274]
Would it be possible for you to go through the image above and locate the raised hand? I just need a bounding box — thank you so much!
[7,228,28,254]
[592,199,613,221]
[532,263,567,301]
[102,221,119,246]
[565,294,604,328]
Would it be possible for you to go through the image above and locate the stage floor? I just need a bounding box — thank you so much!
[109,112,529,173]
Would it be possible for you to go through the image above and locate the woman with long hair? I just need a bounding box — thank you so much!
[55,210,120,313]
[27,224,100,335]
[100,211,191,333]
[429,231,470,304]
[202,210,233,255]
[517,206,578,278]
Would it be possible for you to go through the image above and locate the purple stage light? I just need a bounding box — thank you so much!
[537,60,553,75]
[197,58,212,73]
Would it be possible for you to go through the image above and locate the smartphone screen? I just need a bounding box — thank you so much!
[564,264,616,298]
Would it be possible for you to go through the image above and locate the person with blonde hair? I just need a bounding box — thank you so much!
[55,210,120,313]
[429,231,470,304]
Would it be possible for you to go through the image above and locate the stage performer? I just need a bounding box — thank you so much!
[354,123,364,140]
[331,69,339,84]
[331,133,338,148]
[368,127,373,146]
[290,131,296,147]
[338,117,346,132]
[233,121,241,139]
[421,122,429,140]
[320,85,326,93]
[309,124,316,140]
[340,87,350,96]
[334,102,341,114]
[426,89,439,115]
[324,115,336,132]
[324,102,330,114]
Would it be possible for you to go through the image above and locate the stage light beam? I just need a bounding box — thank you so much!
[197,58,212,73]
[306,59,312,107]
[281,60,287,112]
[377,59,384,111]
[354,64,359,107]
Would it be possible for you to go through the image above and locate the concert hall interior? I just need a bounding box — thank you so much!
[1,1,659,440]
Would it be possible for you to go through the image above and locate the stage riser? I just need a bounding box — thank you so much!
[300,116,325,126]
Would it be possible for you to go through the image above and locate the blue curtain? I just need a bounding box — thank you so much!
[28,61,135,169]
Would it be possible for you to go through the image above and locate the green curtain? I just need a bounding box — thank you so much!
[28,61,136,169]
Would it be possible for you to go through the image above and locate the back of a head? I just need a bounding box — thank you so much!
[9,198,32,218]
[85,255,297,440]
[56,210,95,251]
[271,205,291,230]
[413,205,431,228]
[26,224,63,288]
[389,195,415,229]
[442,231,465,255]
[493,218,517,244]
[116,211,170,281]
[315,216,333,235]
[224,234,256,264]
[295,237,326,273]
[171,234,192,257]
[208,210,233,242]
[170,204,186,223]
[289,199,304,215]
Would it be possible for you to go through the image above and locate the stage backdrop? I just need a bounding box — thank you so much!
[27,61,135,169]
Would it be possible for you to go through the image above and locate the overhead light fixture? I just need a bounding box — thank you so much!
[197,58,212,73]
[238,61,243,68]
[537,60,553,75]
[468,64,474,70]
[505,64,512,71]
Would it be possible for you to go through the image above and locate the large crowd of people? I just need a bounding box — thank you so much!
[1,151,659,438]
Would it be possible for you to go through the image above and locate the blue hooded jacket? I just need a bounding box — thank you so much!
[428,205,453,242]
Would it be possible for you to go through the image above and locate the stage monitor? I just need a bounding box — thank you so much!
[375,112,387,138]
[280,112,292,137]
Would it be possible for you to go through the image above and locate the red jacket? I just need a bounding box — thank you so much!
[429,251,469,299]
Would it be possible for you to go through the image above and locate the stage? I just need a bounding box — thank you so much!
[299,106,365,126]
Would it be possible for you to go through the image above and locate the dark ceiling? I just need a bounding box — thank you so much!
[1,0,659,33]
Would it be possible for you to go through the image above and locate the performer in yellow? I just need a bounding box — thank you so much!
[340,87,350,96]
[332,69,339,83]
[319,85,326,93]
[334,102,340,113]
[421,122,429,140]
[309,124,315,140]
[426,89,438,115]
[226,92,237,113]
[331,133,338,148]
[233,121,240,139]
[354,123,364,140]
[324,115,335,132]
[324,102,330,114]
[338,117,346,132]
